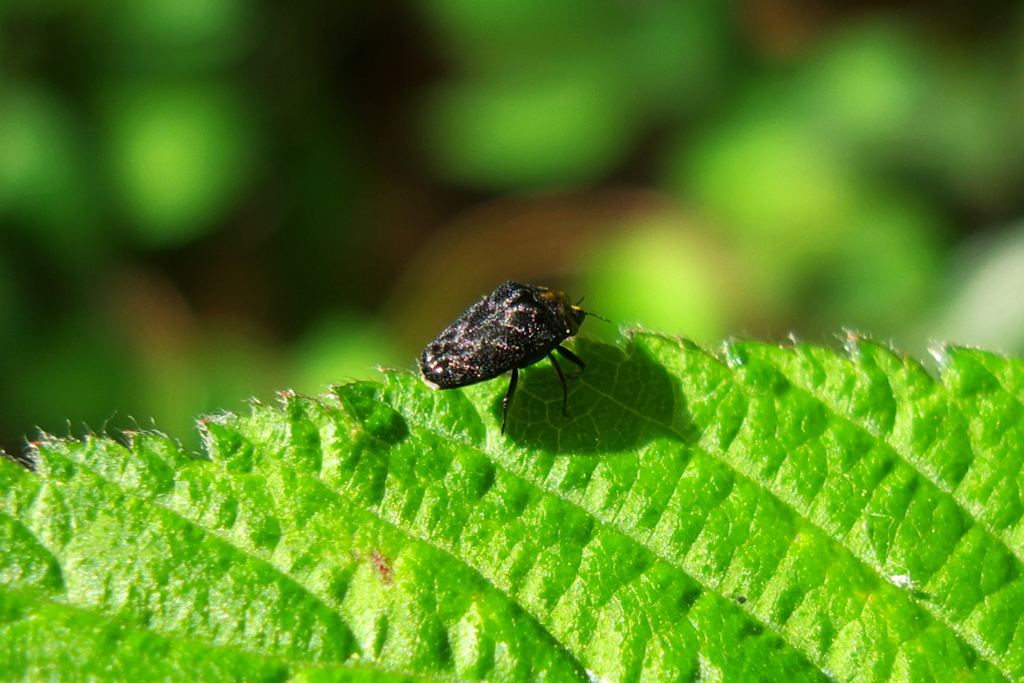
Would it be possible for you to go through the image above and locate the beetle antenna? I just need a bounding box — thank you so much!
[573,297,610,323]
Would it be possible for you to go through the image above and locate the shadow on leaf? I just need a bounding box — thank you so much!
[500,337,694,455]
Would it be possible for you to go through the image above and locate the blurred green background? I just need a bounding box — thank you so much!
[3,0,1024,455]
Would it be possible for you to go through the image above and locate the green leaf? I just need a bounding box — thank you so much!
[2,332,1023,681]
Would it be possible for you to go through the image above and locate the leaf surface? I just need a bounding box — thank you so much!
[2,332,1022,681]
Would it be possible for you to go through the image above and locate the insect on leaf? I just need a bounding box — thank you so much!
[1,332,1023,682]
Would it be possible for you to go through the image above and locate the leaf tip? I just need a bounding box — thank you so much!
[0,445,35,471]
[721,338,747,368]
[927,344,952,369]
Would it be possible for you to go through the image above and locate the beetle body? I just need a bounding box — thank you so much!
[420,281,597,432]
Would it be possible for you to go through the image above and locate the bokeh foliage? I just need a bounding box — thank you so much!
[3,0,1024,452]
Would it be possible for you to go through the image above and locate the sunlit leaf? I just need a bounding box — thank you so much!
[2,332,1022,681]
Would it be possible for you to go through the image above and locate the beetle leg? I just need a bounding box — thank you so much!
[549,353,571,419]
[501,367,518,434]
[555,344,585,378]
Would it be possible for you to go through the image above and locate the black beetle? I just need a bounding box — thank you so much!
[420,281,605,432]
